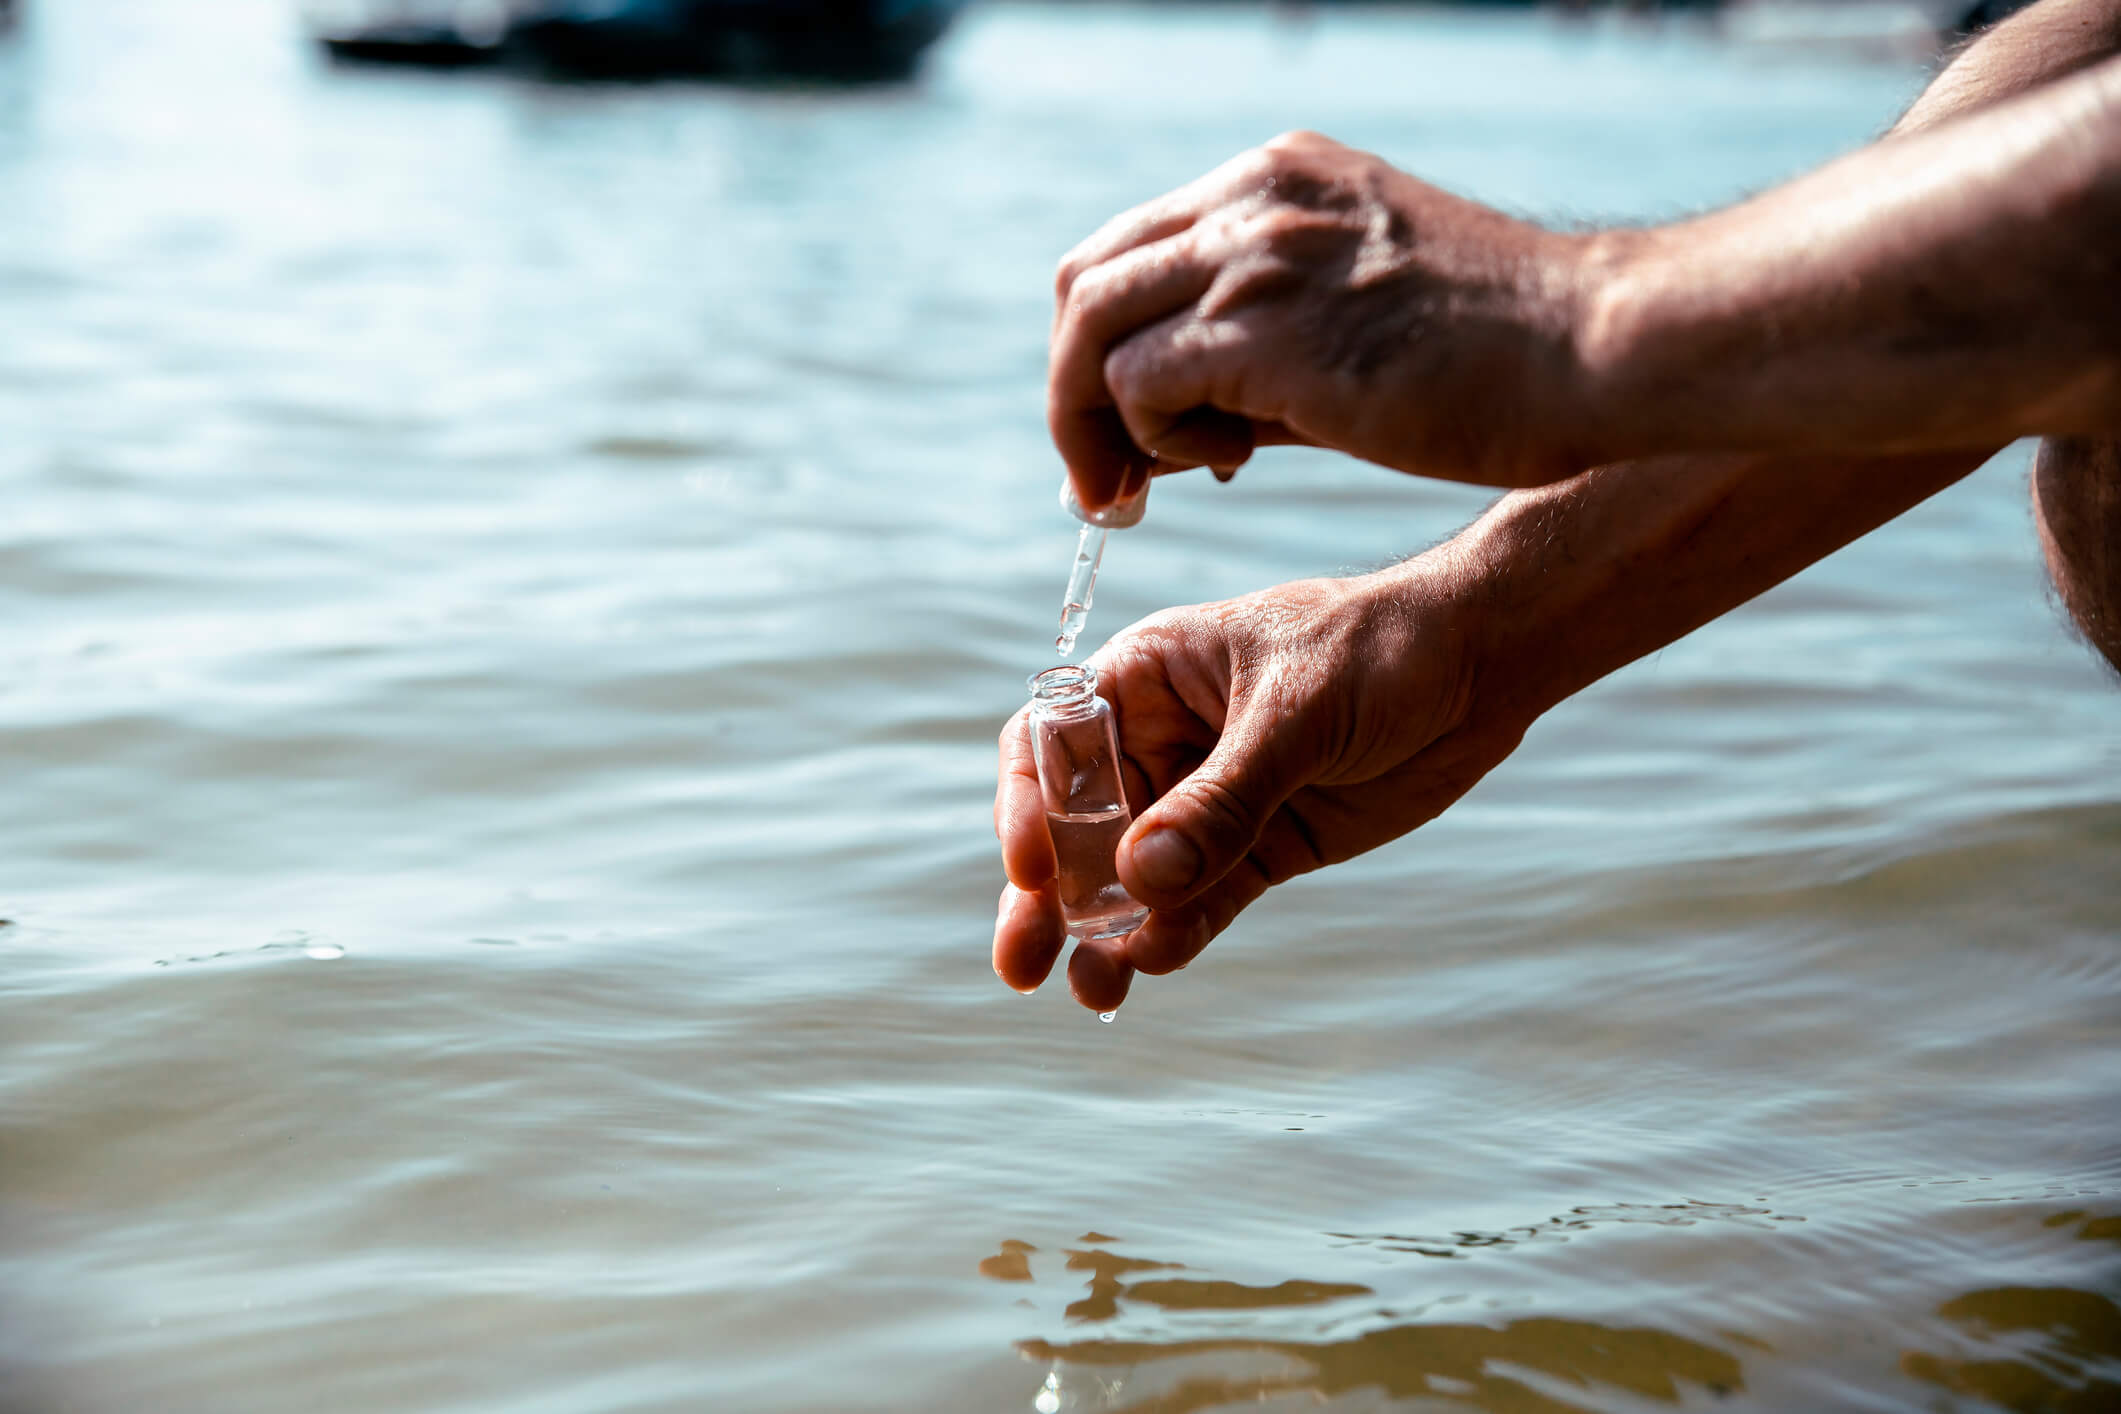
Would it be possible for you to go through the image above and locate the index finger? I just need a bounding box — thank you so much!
[995,705,1056,890]
[1051,146,1271,310]
[1054,199,1200,319]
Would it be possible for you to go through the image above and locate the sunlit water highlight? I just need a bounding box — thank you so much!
[1,3,2116,1412]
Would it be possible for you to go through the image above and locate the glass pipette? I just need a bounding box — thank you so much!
[1052,476,1146,659]
[1055,521,1106,656]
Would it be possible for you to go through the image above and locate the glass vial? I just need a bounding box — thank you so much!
[1027,664,1151,942]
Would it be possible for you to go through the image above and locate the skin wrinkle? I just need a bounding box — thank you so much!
[1276,798,1330,873]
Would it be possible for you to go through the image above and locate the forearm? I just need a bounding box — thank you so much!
[1425,448,1992,731]
[1574,53,2121,464]
[1425,0,2120,725]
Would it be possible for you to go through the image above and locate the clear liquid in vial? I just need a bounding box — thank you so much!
[1046,803,1150,940]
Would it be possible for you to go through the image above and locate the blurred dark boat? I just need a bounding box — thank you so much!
[1719,0,2038,52]
[308,0,967,80]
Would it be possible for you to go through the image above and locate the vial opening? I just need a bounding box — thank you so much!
[1028,663,1098,707]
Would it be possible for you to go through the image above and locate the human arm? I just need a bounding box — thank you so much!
[1049,2,2121,510]
[1576,52,2121,469]
[1001,4,2121,1012]
[995,444,1988,1013]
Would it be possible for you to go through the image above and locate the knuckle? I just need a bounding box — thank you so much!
[1262,129,1330,162]
[1252,206,1319,245]
[1102,340,1147,398]
[1203,255,1293,321]
[1099,612,1190,678]
[1184,772,1262,845]
[1240,145,1282,184]
[1094,626,1153,674]
[1240,206,1292,244]
[1227,137,1272,170]
[1054,250,1088,301]
[1239,208,1350,271]
[1065,258,1121,325]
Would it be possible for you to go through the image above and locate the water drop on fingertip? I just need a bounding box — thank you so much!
[1098,1011,1115,1024]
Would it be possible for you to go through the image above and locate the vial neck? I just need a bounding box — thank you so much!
[1028,664,1100,715]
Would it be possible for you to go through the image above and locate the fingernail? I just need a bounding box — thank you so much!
[1130,829,1202,895]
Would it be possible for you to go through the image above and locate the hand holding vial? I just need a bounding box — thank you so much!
[1017,479,1154,1018]
[995,568,1518,1017]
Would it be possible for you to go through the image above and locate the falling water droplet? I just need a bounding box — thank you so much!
[1034,1370,1062,1414]
[304,944,345,961]
[1056,600,1088,658]
[1097,1011,1115,1024]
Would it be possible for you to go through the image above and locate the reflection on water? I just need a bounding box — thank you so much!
[987,1219,1751,1412]
[1904,1288,2121,1414]
[989,1207,2121,1411]
[1328,1199,1803,1261]
[1025,1319,1744,1413]
[1901,1212,2121,1414]
[1003,1263,2121,1414]
[4,1,2118,1410]
[1007,1238,1746,1414]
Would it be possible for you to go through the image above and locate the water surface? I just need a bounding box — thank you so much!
[2,3,2117,1411]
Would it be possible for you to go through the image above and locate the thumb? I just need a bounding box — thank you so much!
[1118,702,1317,910]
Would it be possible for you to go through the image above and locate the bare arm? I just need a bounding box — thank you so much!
[1003,0,2121,1012]
[1464,0,2121,735]
[1429,0,2121,831]
[992,441,1992,1013]
[1579,52,2121,467]
[1049,0,2121,506]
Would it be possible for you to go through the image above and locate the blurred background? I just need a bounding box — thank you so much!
[1,2,2115,1413]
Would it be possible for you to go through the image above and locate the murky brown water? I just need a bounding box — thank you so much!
[2,3,2116,1411]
